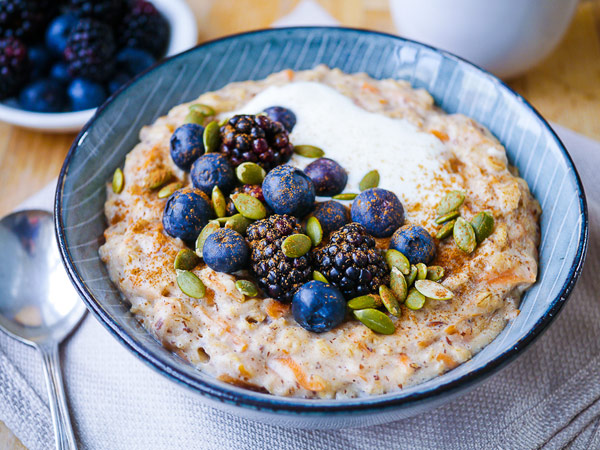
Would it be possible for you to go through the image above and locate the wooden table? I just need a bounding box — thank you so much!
[1,0,599,447]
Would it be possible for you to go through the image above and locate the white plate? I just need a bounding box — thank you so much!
[0,0,198,133]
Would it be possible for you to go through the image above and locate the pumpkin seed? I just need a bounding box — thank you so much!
[414,279,454,300]
[215,216,231,224]
[190,103,215,117]
[306,216,323,246]
[112,168,124,193]
[347,294,382,310]
[218,117,229,127]
[183,110,204,125]
[453,217,477,253]
[390,267,408,302]
[379,285,401,317]
[426,265,445,282]
[211,186,227,218]
[405,288,426,310]
[312,270,328,283]
[203,121,221,153]
[195,221,220,257]
[176,269,205,298]
[385,249,410,275]
[406,264,418,286]
[231,193,267,220]
[436,219,456,240]
[158,181,183,199]
[293,145,324,158]
[436,191,465,216]
[145,168,173,190]
[236,162,266,185]
[471,211,494,243]
[416,263,428,280]
[224,214,252,235]
[435,210,460,224]
[359,170,380,191]
[353,309,395,335]
[174,248,201,271]
[332,193,358,200]
[281,234,312,258]
[235,279,258,297]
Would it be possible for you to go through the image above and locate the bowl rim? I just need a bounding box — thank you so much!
[55,26,589,415]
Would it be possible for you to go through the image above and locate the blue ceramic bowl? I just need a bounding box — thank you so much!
[55,27,588,429]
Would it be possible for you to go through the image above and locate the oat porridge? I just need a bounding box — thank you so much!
[99,66,540,398]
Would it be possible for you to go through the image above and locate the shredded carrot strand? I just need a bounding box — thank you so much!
[431,129,449,141]
[279,357,324,391]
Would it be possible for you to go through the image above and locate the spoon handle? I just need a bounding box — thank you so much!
[39,343,78,450]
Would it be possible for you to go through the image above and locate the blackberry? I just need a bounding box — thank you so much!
[219,114,294,171]
[0,37,28,99]
[226,184,266,216]
[247,215,312,303]
[64,18,116,82]
[0,0,57,42]
[313,223,389,299]
[67,0,126,26]
[119,0,170,58]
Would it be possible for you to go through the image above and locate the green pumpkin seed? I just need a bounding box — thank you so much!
[405,288,426,310]
[332,193,358,200]
[390,267,408,302]
[293,145,324,158]
[176,269,205,298]
[112,168,124,194]
[216,216,231,224]
[353,309,395,335]
[306,216,323,246]
[235,279,258,297]
[435,210,460,224]
[453,217,477,253]
[436,191,465,216]
[359,170,380,191]
[385,249,410,275]
[236,162,266,185]
[184,110,204,125]
[174,248,201,271]
[426,265,445,282]
[158,181,183,199]
[195,221,220,257]
[379,285,401,317]
[312,270,328,283]
[347,294,382,310]
[218,117,229,127]
[406,264,418,286]
[471,211,494,243]
[190,103,215,117]
[416,263,428,280]
[231,193,267,220]
[281,234,312,258]
[436,219,456,240]
[211,186,227,218]
[224,214,252,235]
[414,279,454,300]
[203,121,221,153]
[145,168,173,190]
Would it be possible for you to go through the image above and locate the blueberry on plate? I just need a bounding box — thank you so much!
[108,72,131,94]
[292,280,346,333]
[202,228,249,273]
[262,164,315,218]
[390,225,436,265]
[50,62,71,84]
[67,78,107,110]
[351,188,404,238]
[162,187,214,245]
[19,79,66,113]
[304,158,347,196]
[170,123,205,171]
[190,153,236,195]
[115,47,156,77]
[46,14,78,56]
[263,106,296,132]
[311,200,349,235]
[28,45,53,79]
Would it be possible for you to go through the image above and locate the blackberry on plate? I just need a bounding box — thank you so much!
[313,223,389,299]
[67,0,126,26]
[247,215,312,303]
[0,36,28,100]
[0,0,57,42]
[219,114,294,171]
[64,18,116,82]
[119,0,170,58]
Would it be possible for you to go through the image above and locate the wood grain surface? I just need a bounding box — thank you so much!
[1,0,599,448]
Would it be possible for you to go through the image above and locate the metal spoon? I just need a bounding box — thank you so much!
[0,210,85,450]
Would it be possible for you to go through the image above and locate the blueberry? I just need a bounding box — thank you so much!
[45,14,78,56]
[115,48,156,77]
[351,188,404,238]
[190,153,236,195]
[202,228,249,273]
[108,72,131,94]
[19,79,66,112]
[263,106,296,132]
[67,78,107,110]
[262,164,315,218]
[304,158,347,196]
[50,62,71,84]
[28,45,53,79]
[390,225,436,265]
[311,201,349,235]
[162,187,214,245]
[170,124,205,171]
[292,281,346,333]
